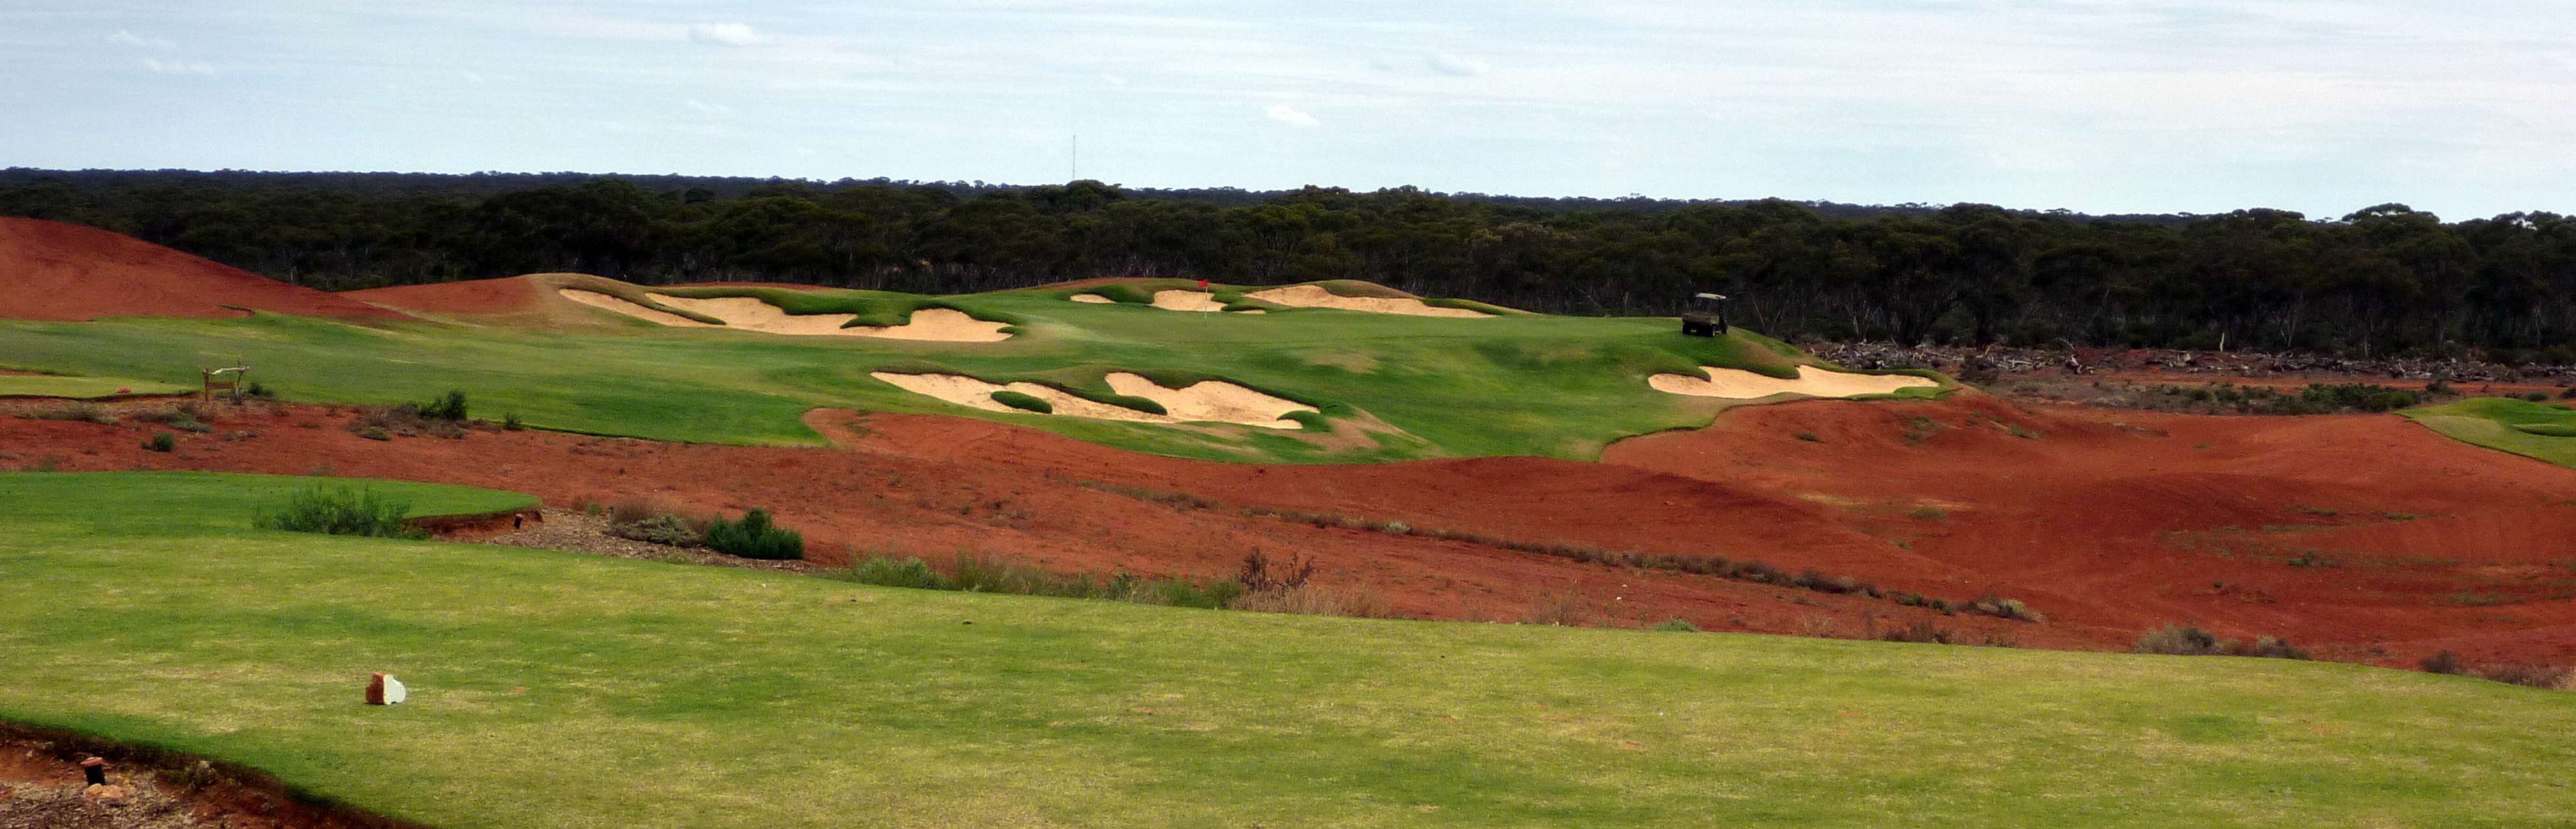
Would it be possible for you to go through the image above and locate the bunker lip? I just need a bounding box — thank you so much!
[1149,290,1231,312]
[1243,284,1491,318]
[559,288,718,327]
[870,371,1313,429]
[1650,366,1940,400]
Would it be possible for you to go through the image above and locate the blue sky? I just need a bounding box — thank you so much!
[5,1,2573,218]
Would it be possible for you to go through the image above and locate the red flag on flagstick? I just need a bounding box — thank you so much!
[1197,279,1208,289]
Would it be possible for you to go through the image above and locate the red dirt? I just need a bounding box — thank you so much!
[0,218,409,322]
[9,393,2576,668]
[341,276,540,315]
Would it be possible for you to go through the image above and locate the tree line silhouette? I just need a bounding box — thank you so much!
[6,168,2573,359]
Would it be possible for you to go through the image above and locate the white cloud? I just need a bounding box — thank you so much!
[686,99,734,115]
[688,23,771,47]
[1429,51,1488,77]
[1265,103,1318,127]
[140,58,213,75]
[107,30,177,51]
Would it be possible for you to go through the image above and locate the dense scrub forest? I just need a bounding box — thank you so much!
[6,168,2575,359]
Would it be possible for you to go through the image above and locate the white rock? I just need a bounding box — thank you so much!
[383,675,407,704]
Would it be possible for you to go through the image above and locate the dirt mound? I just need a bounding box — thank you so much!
[0,218,409,322]
[342,276,541,315]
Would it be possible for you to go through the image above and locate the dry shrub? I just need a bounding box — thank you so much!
[1521,590,1589,626]
[2477,663,2573,690]
[1232,584,1393,619]
[1879,619,1956,644]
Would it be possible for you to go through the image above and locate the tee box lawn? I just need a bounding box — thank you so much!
[3,472,2573,828]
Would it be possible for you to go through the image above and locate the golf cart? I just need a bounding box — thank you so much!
[1681,292,1728,337]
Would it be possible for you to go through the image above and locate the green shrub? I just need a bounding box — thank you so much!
[2527,391,2552,403]
[142,432,175,452]
[356,426,391,441]
[1793,431,1821,442]
[503,411,526,431]
[420,390,468,421]
[989,390,1053,414]
[252,485,426,539]
[18,403,116,424]
[703,508,804,560]
[1650,618,1700,632]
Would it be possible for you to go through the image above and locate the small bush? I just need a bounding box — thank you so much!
[2134,624,2225,656]
[1380,520,1412,535]
[1649,617,1700,632]
[420,390,468,421]
[614,514,701,546]
[2421,650,2468,675]
[2527,391,2553,403]
[1880,620,1956,644]
[1964,595,2045,622]
[503,411,525,431]
[702,508,804,560]
[1793,431,1821,442]
[989,390,1053,414]
[253,485,426,539]
[1906,505,1949,521]
[356,426,391,441]
[2478,663,2571,689]
[142,432,175,452]
[1237,550,1316,593]
[2135,625,2308,659]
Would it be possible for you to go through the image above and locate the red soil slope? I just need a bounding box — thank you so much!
[340,275,540,315]
[0,218,407,321]
[1604,393,2576,664]
[7,392,2573,667]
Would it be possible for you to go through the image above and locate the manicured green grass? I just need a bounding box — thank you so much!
[0,373,192,398]
[5,472,2574,828]
[0,285,1918,461]
[2403,397,2576,468]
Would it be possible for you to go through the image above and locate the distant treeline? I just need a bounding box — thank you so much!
[6,168,2575,359]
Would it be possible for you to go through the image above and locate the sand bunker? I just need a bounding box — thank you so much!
[564,289,1010,341]
[1105,372,1312,428]
[1650,366,1939,400]
[1244,285,1490,318]
[1149,290,1230,312]
[559,289,717,327]
[1069,294,1117,304]
[871,372,1314,429]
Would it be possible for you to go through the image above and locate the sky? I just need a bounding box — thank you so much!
[5,1,2573,219]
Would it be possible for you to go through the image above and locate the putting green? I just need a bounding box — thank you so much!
[3,472,2573,828]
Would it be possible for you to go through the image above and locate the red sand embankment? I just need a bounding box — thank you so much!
[1605,392,2576,663]
[341,275,541,315]
[0,218,407,322]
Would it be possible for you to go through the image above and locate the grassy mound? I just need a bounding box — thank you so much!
[0,281,1907,462]
[2403,397,2576,467]
[2,472,2572,828]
